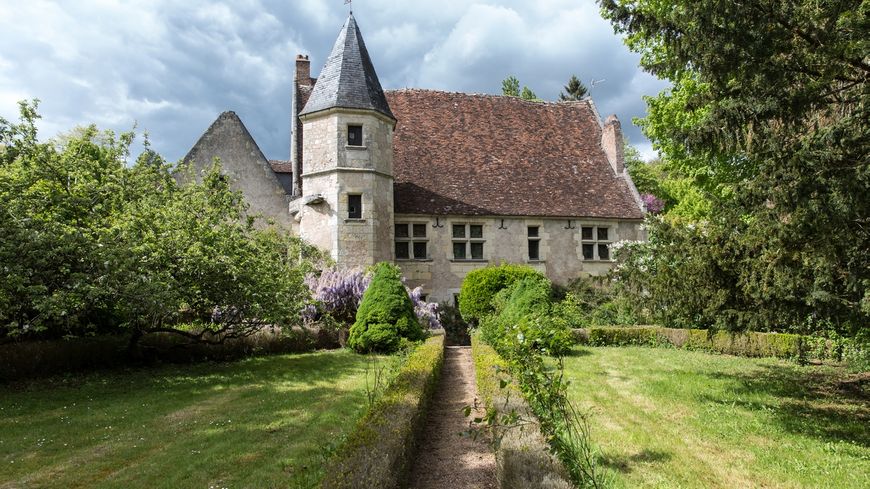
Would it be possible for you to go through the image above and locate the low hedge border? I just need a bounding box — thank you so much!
[471,334,572,489]
[572,326,865,366]
[0,326,340,382]
[321,333,445,489]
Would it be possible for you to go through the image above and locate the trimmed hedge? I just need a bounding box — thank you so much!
[459,265,547,322]
[471,334,572,489]
[0,327,340,382]
[321,334,445,489]
[574,326,865,364]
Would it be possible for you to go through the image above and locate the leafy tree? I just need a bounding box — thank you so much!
[0,101,321,348]
[559,74,588,100]
[600,1,869,334]
[348,262,424,353]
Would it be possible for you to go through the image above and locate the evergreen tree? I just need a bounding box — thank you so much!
[520,86,538,101]
[558,75,588,100]
[502,75,520,97]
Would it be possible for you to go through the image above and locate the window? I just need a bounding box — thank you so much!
[347,125,363,146]
[528,225,541,261]
[453,223,484,260]
[348,194,362,219]
[581,225,612,260]
[395,222,428,260]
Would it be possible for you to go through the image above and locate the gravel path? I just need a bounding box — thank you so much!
[408,345,497,489]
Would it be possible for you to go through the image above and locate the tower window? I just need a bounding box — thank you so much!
[348,194,362,219]
[347,125,363,146]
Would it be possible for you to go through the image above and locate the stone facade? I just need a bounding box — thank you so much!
[185,13,648,302]
[394,215,644,304]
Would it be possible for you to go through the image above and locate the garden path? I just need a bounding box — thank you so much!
[408,345,497,489]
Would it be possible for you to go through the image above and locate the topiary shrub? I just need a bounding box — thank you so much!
[348,263,424,353]
[459,264,547,322]
[479,276,575,357]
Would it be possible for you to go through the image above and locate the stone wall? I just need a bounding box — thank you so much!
[395,215,644,304]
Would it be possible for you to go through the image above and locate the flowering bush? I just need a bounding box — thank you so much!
[304,266,441,332]
[409,286,441,329]
[641,193,665,214]
[303,267,371,326]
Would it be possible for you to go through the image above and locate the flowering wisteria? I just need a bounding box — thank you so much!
[303,267,371,324]
[409,286,441,329]
[641,193,665,214]
[303,266,441,330]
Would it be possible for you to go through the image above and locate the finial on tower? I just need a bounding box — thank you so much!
[344,0,352,14]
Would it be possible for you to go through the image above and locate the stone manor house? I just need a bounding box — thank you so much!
[184,13,646,304]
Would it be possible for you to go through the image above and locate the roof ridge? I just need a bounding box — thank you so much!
[385,88,593,107]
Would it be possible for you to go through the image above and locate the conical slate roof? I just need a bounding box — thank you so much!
[299,13,395,121]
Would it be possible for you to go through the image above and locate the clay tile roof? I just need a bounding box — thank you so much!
[299,13,395,121]
[386,90,644,220]
[269,160,292,174]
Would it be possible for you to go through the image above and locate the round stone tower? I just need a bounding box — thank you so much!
[296,13,396,267]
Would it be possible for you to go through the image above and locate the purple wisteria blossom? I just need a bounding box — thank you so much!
[303,267,371,324]
[641,193,665,214]
[304,266,442,330]
[409,286,441,330]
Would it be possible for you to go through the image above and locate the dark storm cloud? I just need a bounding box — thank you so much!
[0,0,668,161]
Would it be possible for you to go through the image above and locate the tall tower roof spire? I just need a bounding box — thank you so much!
[299,13,395,121]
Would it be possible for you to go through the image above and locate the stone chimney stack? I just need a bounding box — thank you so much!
[295,55,311,85]
[291,55,312,197]
[602,114,624,175]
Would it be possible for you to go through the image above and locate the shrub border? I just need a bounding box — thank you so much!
[471,334,573,489]
[0,327,341,382]
[572,326,862,364]
[321,333,445,489]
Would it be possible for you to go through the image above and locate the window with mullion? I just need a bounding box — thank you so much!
[453,223,484,260]
[395,222,428,260]
[580,225,612,260]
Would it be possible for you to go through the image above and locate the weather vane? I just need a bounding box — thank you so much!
[345,0,352,13]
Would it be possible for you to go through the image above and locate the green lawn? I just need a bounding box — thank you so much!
[564,347,869,488]
[0,350,391,488]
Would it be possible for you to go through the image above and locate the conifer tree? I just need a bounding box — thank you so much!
[559,75,588,100]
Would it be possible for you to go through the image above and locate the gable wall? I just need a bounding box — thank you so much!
[183,113,294,231]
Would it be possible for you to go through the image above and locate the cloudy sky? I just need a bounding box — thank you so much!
[0,0,669,162]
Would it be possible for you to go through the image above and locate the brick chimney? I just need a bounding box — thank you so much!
[295,54,311,85]
[291,55,313,196]
[601,114,624,175]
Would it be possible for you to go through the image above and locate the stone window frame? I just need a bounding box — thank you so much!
[451,222,486,261]
[527,224,542,262]
[347,124,364,147]
[395,221,430,261]
[346,193,364,221]
[580,224,614,261]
